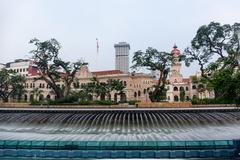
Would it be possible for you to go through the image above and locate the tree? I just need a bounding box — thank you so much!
[110,79,126,102]
[210,69,238,103]
[180,87,185,102]
[29,38,87,99]
[184,22,240,80]
[132,47,173,102]
[0,69,26,102]
[80,78,126,101]
[183,22,240,103]
[30,88,43,101]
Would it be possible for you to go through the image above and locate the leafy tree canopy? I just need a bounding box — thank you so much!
[131,47,174,102]
[0,69,26,102]
[184,22,240,79]
[29,38,87,99]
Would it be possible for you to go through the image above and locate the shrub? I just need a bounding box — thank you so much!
[128,100,140,105]
[94,100,117,105]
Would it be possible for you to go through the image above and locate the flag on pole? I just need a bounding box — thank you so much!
[96,38,99,54]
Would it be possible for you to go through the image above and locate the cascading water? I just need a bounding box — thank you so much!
[0,110,240,141]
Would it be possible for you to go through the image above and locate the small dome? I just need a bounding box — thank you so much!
[171,44,180,56]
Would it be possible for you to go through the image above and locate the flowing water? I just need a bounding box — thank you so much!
[0,110,240,141]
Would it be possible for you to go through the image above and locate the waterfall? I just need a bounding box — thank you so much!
[0,110,240,141]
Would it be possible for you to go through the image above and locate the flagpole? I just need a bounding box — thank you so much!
[96,38,99,70]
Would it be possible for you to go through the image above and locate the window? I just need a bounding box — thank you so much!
[192,85,196,89]
[138,91,141,97]
[134,92,137,98]
[143,89,146,94]
[174,95,179,102]
[186,87,189,91]
[180,86,184,91]
[173,86,178,91]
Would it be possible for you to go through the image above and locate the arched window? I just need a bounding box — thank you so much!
[143,89,147,94]
[24,95,28,101]
[138,91,141,97]
[180,86,184,91]
[39,83,42,88]
[108,94,111,100]
[46,95,51,100]
[120,93,127,102]
[186,87,189,91]
[30,94,34,101]
[174,95,179,102]
[124,81,127,86]
[192,85,196,89]
[173,86,178,91]
[186,96,190,101]
[39,94,44,101]
[114,93,118,102]
[134,92,137,98]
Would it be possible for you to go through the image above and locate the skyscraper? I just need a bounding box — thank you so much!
[114,42,130,73]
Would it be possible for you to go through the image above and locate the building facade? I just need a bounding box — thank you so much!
[1,45,215,103]
[166,45,214,102]
[5,59,38,77]
[114,42,130,73]
[21,66,154,102]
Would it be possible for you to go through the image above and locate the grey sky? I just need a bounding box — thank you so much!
[0,0,239,77]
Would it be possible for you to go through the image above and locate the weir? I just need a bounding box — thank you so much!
[0,108,240,158]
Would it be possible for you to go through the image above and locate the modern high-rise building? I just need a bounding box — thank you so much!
[114,42,130,73]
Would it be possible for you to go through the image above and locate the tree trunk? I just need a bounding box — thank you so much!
[3,97,8,102]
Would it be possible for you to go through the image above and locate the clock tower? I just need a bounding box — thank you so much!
[169,44,183,83]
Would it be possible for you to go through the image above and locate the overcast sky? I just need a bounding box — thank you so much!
[0,0,239,77]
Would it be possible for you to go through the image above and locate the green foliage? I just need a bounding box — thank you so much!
[211,69,240,105]
[148,85,167,102]
[31,99,117,106]
[184,22,240,105]
[29,38,87,99]
[191,76,198,83]
[180,87,185,102]
[191,98,233,105]
[131,48,174,102]
[184,22,240,80]
[80,78,126,102]
[0,69,26,102]
[127,100,140,105]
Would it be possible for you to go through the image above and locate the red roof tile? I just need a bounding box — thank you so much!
[91,70,124,76]
[182,78,190,83]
